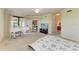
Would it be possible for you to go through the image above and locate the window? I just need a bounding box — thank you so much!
[10,16,24,28]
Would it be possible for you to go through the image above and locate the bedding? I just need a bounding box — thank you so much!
[29,35,79,51]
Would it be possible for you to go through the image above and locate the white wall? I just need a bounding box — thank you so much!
[61,8,79,41]
[4,10,10,39]
[0,9,10,41]
[0,9,4,41]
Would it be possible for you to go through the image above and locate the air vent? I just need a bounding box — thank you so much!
[67,10,72,12]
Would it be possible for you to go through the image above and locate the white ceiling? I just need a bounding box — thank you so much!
[5,8,63,16]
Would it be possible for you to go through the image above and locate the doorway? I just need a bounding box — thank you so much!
[55,13,61,34]
[32,20,38,32]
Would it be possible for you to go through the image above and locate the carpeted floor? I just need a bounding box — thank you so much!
[0,32,46,51]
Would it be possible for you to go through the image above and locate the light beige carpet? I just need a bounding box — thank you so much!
[0,32,46,51]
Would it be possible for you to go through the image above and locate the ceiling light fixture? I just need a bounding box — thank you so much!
[56,13,60,16]
[32,8,40,13]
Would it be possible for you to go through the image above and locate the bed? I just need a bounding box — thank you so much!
[28,35,79,51]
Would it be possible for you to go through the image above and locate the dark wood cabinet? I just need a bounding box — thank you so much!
[40,28,48,34]
[57,26,61,31]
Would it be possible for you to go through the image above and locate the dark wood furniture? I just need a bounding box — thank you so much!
[57,26,61,31]
[40,28,48,34]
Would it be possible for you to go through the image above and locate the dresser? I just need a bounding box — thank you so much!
[40,28,48,34]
